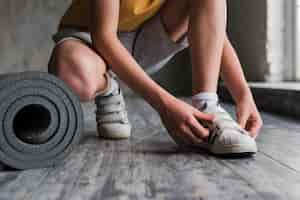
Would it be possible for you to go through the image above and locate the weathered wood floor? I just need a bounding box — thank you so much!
[0,94,300,200]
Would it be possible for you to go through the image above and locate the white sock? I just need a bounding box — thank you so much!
[192,92,219,111]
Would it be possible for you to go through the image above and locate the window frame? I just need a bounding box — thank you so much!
[286,0,298,80]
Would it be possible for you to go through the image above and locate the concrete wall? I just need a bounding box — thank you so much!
[0,0,71,73]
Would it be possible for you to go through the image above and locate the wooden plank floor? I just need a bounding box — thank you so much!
[1,94,300,200]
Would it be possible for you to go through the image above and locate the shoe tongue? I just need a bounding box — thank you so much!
[102,77,120,97]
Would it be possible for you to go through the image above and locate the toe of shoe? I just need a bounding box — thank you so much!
[212,132,257,155]
[98,123,131,139]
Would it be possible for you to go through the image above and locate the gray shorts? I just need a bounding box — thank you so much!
[49,14,188,75]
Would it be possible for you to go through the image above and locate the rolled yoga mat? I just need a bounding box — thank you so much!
[0,71,83,169]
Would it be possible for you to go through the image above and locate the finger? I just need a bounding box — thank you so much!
[237,112,248,129]
[248,120,262,138]
[194,110,215,122]
[181,125,202,145]
[188,117,210,139]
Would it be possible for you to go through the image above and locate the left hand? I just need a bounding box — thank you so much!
[235,94,263,138]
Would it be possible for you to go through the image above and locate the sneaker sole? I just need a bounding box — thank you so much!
[98,128,131,140]
[182,143,257,158]
[98,133,131,140]
[211,144,258,155]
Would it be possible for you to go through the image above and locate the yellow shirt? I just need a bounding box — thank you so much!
[59,0,165,32]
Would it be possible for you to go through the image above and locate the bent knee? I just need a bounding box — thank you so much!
[52,41,106,75]
[50,41,107,101]
[55,43,97,74]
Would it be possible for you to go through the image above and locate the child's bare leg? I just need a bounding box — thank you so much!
[161,0,257,155]
[188,0,226,94]
[161,0,226,94]
[50,40,108,102]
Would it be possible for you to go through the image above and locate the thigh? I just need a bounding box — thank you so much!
[160,0,190,43]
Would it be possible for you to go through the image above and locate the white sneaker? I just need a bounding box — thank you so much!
[197,102,257,156]
[95,73,131,139]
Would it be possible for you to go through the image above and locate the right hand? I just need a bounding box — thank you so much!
[158,97,215,145]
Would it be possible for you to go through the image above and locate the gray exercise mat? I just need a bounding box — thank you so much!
[0,72,83,169]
